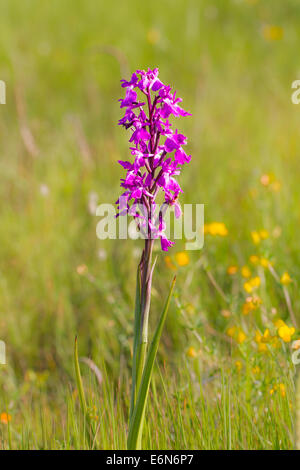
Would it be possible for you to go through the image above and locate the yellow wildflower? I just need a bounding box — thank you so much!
[258,342,268,352]
[251,231,261,245]
[274,319,285,329]
[260,257,270,268]
[175,252,190,267]
[243,282,252,294]
[241,265,251,278]
[242,295,262,315]
[244,276,261,293]
[271,336,280,349]
[255,329,271,352]
[263,328,271,341]
[227,265,238,275]
[226,326,236,338]
[278,324,295,343]
[280,272,292,285]
[164,256,176,270]
[235,360,242,372]
[251,276,261,287]
[242,302,254,315]
[252,366,260,375]
[0,412,11,424]
[249,255,260,265]
[186,347,197,358]
[279,383,286,397]
[271,181,281,192]
[259,229,269,240]
[237,329,246,344]
[205,222,228,236]
[263,25,284,41]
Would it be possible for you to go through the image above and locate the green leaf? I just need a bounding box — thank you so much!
[127,276,176,450]
[129,264,142,419]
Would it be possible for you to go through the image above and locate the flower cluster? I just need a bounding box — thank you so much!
[116,68,191,251]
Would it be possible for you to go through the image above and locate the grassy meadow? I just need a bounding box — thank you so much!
[1,0,300,449]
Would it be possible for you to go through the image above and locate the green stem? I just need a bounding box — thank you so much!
[136,239,154,389]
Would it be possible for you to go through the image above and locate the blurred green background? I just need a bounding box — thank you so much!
[0,0,300,448]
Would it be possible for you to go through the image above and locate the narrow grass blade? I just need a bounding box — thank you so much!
[74,336,87,415]
[74,336,99,448]
[127,276,176,450]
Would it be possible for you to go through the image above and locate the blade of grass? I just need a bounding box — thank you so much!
[74,336,87,416]
[127,276,176,450]
[74,336,99,448]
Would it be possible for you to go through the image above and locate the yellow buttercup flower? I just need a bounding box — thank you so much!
[258,342,268,352]
[270,384,286,398]
[227,265,238,275]
[278,324,295,343]
[243,282,252,294]
[186,347,197,358]
[271,181,281,192]
[175,252,190,267]
[244,276,261,293]
[255,329,271,352]
[271,336,280,349]
[204,222,228,237]
[226,326,236,338]
[279,383,286,397]
[241,265,251,279]
[0,412,11,424]
[274,319,285,329]
[280,272,292,285]
[242,301,254,315]
[251,231,261,245]
[237,329,246,344]
[260,257,270,268]
[259,229,269,240]
[249,255,260,265]
[242,295,262,315]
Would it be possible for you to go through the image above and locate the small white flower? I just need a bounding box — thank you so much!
[97,248,107,261]
[88,191,99,215]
